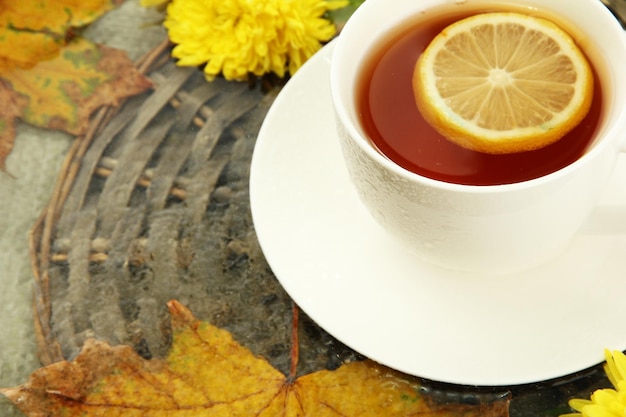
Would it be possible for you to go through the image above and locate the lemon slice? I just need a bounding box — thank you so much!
[413,12,594,154]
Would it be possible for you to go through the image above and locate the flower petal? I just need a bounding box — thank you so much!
[163,0,348,80]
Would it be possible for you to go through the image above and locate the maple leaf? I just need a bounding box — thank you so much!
[0,0,123,70]
[0,80,28,172]
[3,37,152,135]
[0,37,151,172]
[0,0,151,172]
[1,300,510,417]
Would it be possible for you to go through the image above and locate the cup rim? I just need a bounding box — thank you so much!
[330,0,626,195]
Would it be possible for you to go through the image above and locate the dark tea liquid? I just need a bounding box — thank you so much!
[357,8,603,186]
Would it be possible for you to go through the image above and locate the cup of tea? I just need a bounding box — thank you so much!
[330,0,626,273]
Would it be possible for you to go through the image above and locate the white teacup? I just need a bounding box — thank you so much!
[330,0,626,273]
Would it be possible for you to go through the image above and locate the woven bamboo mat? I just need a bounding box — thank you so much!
[28,41,360,376]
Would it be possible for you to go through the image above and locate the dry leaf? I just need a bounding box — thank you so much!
[1,300,510,417]
[2,37,152,136]
[0,80,28,172]
[0,0,150,172]
[0,0,123,70]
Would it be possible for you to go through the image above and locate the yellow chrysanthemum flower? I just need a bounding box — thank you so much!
[163,0,348,81]
[562,350,626,417]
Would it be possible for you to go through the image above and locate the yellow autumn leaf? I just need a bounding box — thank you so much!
[1,300,510,417]
[0,0,123,70]
[139,0,170,7]
[0,81,28,171]
[2,37,151,135]
[0,0,151,173]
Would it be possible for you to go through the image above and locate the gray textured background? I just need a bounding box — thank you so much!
[0,2,165,415]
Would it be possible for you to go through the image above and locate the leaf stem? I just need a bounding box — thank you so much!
[289,303,299,381]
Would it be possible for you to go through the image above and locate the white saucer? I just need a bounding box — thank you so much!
[249,40,626,386]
